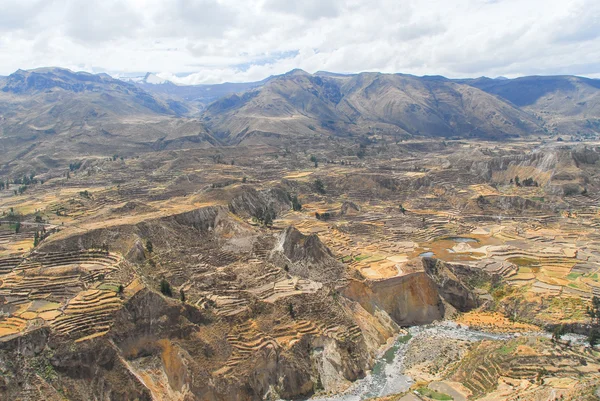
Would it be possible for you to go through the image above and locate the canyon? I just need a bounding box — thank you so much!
[0,68,599,400]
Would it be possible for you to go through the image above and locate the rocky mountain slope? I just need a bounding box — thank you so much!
[2,67,600,177]
[202,70,543,143]
[0,68,219,175]
[457,75,600,136]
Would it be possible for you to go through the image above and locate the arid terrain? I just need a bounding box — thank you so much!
[0,68,600,401]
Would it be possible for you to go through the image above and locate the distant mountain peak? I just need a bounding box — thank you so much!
[122,72,173,85]
[284,68,310,77]
[142,72,170,85]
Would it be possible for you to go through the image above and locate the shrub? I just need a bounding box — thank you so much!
[315,212,332,221]
[313,179,326,194]
[589,329,599,348]
[552,324,565,342]
[291,195,302,211]
[160,279,172,297]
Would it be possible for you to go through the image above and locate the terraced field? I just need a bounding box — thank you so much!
[1,138,600,400]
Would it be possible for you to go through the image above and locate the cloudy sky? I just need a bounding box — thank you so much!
[1,0,599,84]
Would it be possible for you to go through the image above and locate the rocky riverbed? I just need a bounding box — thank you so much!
[307,321,532,401]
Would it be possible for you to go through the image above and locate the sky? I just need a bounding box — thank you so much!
[0,0,599,84]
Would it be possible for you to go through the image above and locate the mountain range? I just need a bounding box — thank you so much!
[1,67,599,174]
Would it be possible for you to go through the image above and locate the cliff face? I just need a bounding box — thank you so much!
[343,272,444,325]
[421,258,481,312]
[343,258,486,326]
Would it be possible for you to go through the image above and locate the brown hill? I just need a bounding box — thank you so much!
[0,68,218,175]
[202,70,543,143]
[459,75,600,136]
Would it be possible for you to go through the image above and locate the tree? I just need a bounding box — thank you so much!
[314,179,326,194]
[180,289,186,303]
[118,284,124,294]
[263,208,274,227]
[399,204,406,215]
[291,195,302,211]
[514,176,520,186]
[288,302,295,319]
[14,222,20,234]
[315,212,332,221]
[589,329,599,348]
[160,279,172,297]
[33,231,39,247]
[146,240,153,253]
[552,324,565,342]
[587,296,600,326]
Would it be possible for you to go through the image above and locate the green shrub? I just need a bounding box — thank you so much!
[160,279,172,297]
[416,387,453,400]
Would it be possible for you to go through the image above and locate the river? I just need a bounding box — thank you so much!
[308,321,525,401]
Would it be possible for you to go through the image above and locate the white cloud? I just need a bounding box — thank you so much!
[0,0,599,82]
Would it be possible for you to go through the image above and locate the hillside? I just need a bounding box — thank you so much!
[0,68,218,175]
[337,73,541,139]
[3,67,600,174]
[458,75,600,136]
[202,70,543,143]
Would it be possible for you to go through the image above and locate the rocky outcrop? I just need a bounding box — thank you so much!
[342,272,444,325]
[571,146,600,166]
[343,258,488,326]
[38,206,227,256]
[272,226,346,282]
[340,201,361,216]
[468,152,558,181]
[0,327,153,401]
[484,195,545,212]
[228,187,291,220]
[421,258,481,312]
